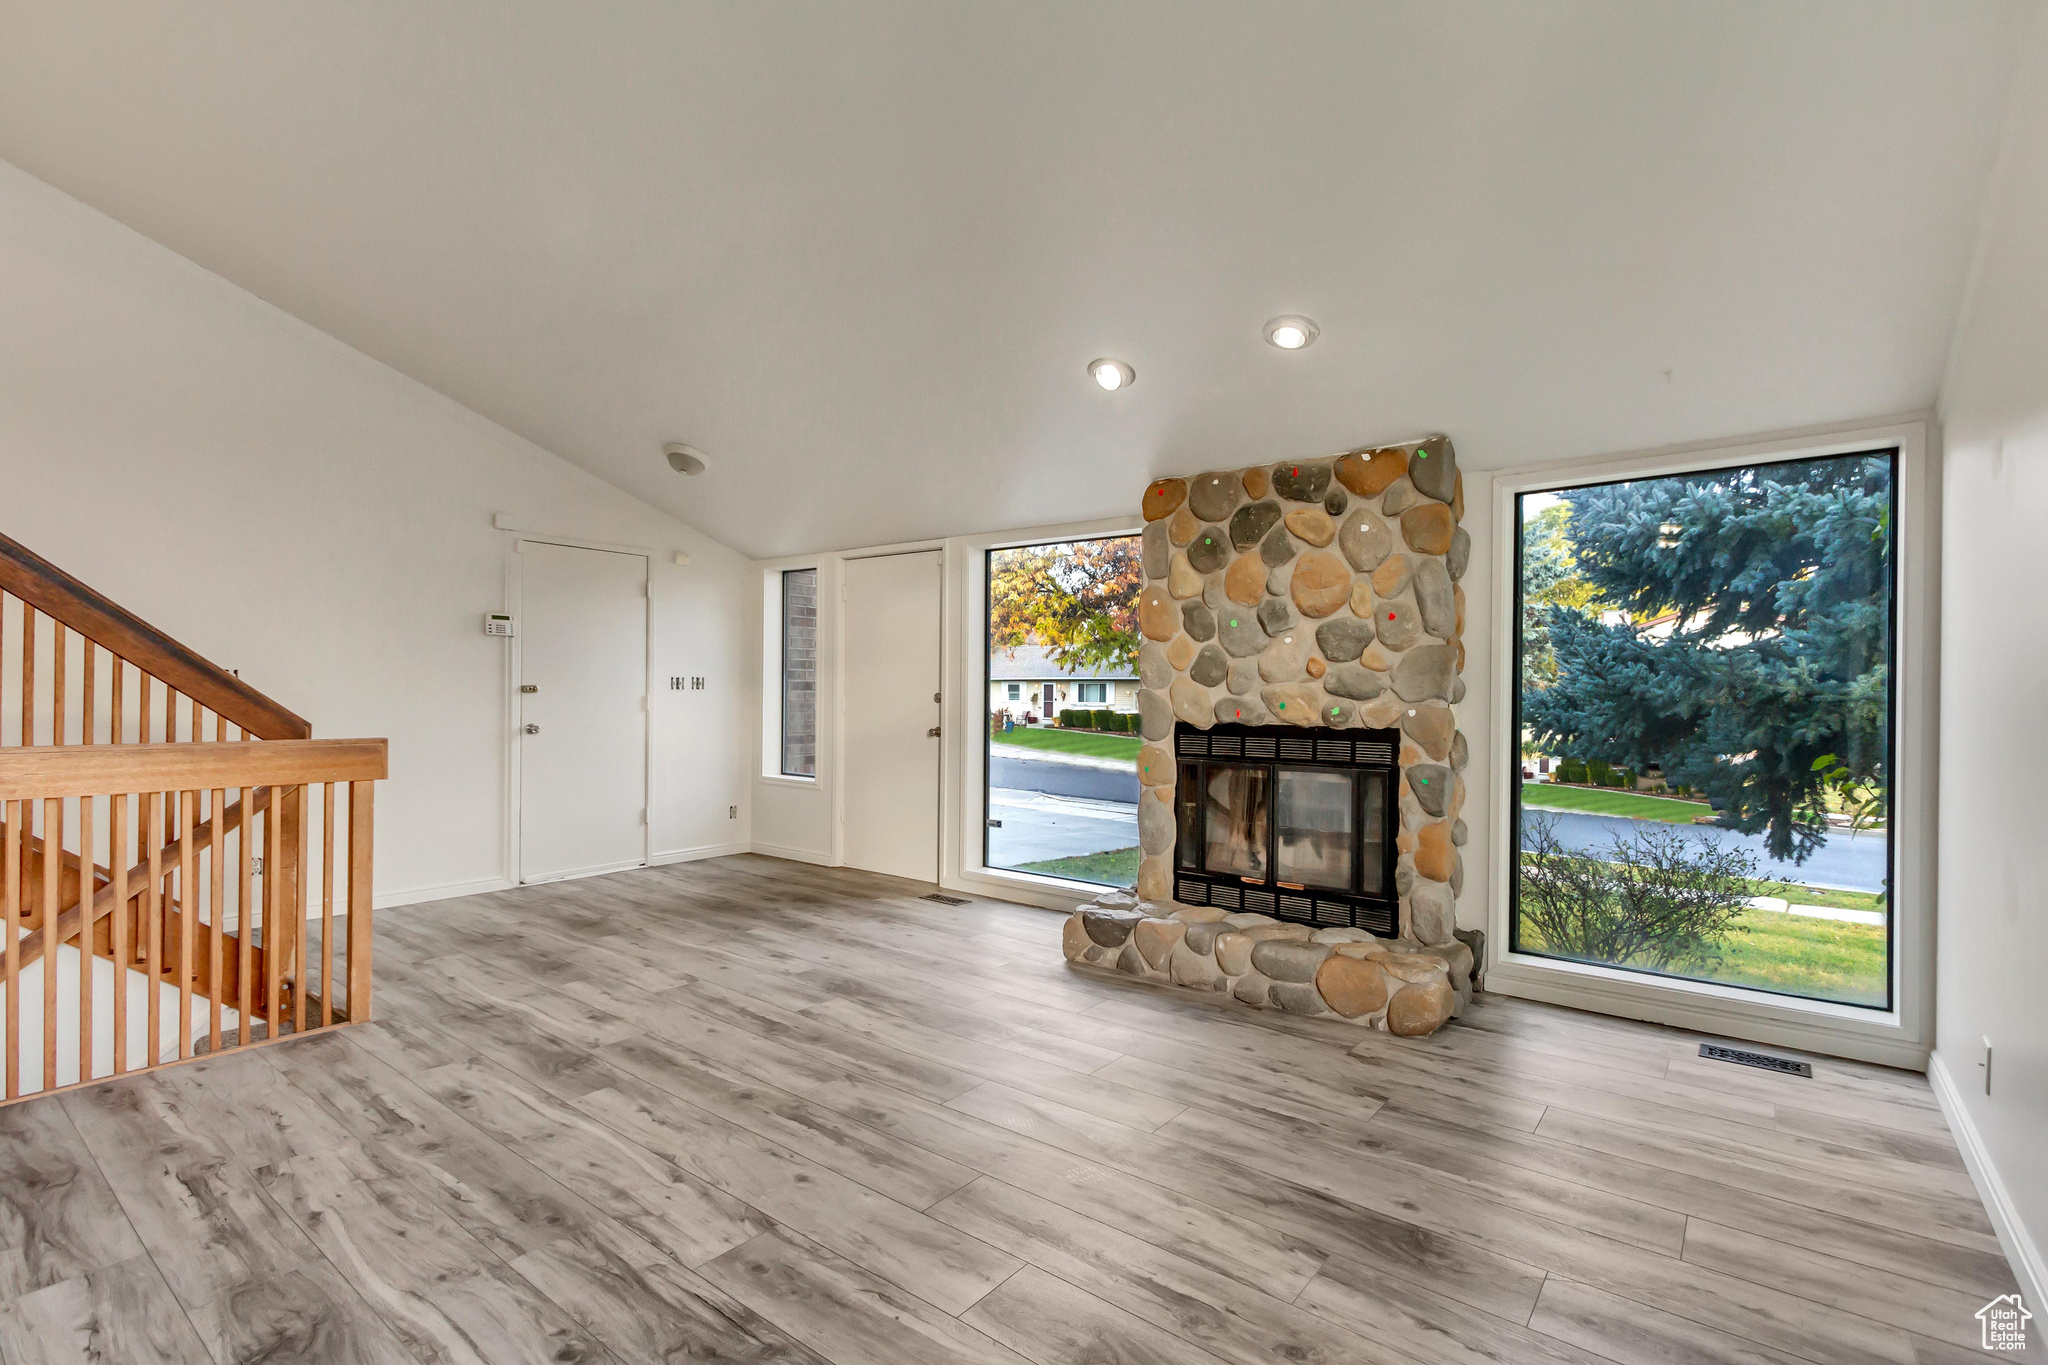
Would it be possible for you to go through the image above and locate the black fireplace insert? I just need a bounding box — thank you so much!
[1171,721,1399,936]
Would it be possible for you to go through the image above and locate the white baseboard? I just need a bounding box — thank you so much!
[749,842,839,867]
[651,841,751,866]
[373,876,514,910]
[1929,1051,2046,1316]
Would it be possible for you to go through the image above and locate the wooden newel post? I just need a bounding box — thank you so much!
[346,780,373,1021]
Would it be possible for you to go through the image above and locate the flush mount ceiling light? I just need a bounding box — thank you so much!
[664,442,710,475]
[1264,315,1320,350]
[1088,357,1136,391]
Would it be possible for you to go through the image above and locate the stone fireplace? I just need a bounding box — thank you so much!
[1060,435,1478,1036]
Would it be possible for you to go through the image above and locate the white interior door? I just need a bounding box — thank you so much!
[519,540,648,883]
[842,550,941,881]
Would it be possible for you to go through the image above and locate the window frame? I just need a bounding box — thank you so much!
[1507,448,1899,1012]
[1483,421,1935,1069]
[778,567,820,779]
[979,531,1142,889]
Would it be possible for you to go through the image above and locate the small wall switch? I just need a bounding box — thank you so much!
[728,805,738,819]
[673,551,691,566]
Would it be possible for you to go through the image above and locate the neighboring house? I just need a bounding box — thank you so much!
[989,644,1138,719]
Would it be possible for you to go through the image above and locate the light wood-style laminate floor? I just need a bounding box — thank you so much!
[0,854,2023,1364]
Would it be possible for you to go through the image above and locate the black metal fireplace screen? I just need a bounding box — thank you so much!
[1171,722,1399,936]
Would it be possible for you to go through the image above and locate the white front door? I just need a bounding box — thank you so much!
[518,540,648,883]
[841,550,941,882]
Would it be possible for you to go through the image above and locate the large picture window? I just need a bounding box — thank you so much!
[1512,450,1896,1008]
[779,568,818,777]
[985,535,1142,887]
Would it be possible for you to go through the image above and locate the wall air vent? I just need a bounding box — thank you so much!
[1699,1043,1812,1077]
[1210,735,1242,757]
[1177,732,1210,757]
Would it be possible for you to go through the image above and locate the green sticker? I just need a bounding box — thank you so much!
[1276,702,1286,710]
[1229,619,1238,628]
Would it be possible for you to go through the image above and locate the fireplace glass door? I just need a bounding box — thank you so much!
[1203,764,1269,879]
[1274,768,1353,890]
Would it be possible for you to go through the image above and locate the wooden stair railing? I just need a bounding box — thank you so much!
[0,529,381,1102]
[0,739,385,1101]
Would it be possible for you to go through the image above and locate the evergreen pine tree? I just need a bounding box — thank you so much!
[1521,453,1892,861]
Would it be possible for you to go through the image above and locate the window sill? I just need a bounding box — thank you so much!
[1485,951,1923,1069]
[951,865,1105,914]
[757,773,823,790]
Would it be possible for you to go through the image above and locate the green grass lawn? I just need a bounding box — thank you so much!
[1013,846,1139,887]
[1521,784,1714,824]
[1710,908,1887,1005]
[1517,890,1887,1007]
[992,727,1142,761]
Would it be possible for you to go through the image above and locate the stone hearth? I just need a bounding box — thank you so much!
[1060,435,1477,1036]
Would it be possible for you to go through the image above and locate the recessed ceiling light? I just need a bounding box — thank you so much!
[1264,315,1320,350]
[1088,357,1135,391]
[664,442,710,475]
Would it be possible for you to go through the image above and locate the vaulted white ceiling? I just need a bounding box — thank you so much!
[0,2,2030,557]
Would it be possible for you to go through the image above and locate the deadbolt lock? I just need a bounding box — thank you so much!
[927,726,942,738]
[523,723,541,735]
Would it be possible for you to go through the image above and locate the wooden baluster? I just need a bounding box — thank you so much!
[266,785,282,1034]
[52,627,64,747]
[109,663,126,1075]
[321,782,335,1028]
[42,626,62,1092]
[177,787,195,1059]
[237,786,252,1047]
[77,791,94,1083]
[4,798,17,1099]
[346,780,373,1022]
[145,790,162,1068]
[41,797,58,1092]
[78,643,95,1082]
[138,671,151,748]
[293,784,308,1035]
[20,604,33,747]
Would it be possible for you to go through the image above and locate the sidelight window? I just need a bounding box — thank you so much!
[779,568,818,777]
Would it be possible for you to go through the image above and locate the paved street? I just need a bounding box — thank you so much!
[1524,808,1888,893]
[989,752,1139,803]
[986,788,1138,865]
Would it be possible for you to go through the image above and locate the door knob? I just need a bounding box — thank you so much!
[524,723,541,735]
[927,726,942,738]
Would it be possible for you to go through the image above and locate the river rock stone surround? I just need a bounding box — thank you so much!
[1060,435,1477,1036]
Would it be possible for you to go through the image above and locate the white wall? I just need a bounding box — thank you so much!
[1930,10,2048,1314]
[0,159,757,904]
